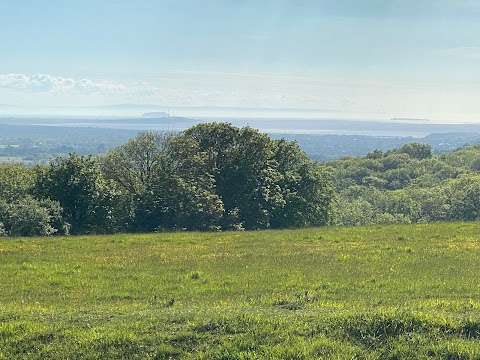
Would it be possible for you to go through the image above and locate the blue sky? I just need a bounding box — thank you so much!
[1,0,480,120]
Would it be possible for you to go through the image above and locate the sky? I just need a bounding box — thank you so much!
[1,0,480,121]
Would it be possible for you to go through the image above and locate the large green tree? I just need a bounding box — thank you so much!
[101,124,334,231]
[100,131,171,231]
[179,123,334,229]
[179,123,281,229]
[271,139,334,228]
[398,142,434,160]
[34,153,117,234]
[101,131,223,231]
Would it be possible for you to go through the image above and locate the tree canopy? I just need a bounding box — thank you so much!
[0,123,336,236]
[330,143,480,225]
[99,123,334,231]
[4,122,480,236]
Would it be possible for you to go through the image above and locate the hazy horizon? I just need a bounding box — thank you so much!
[0,103,401,121]
[2,1,480,123]
[0,103,478,125]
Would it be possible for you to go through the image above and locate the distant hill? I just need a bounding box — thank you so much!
[95,104,166,110]
[93,116,197,124]
[390,117,431,122]
[142,112,170,118]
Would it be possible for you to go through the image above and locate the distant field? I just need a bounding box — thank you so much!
[0,156,23,162]
[2,223,480,358]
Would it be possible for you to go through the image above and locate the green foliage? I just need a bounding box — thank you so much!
[0,163,35,202]
[5,196,58,236]
[101,130,224,231]
[271,139,334,228]
[6,127,480,232]
[331,142,480,226]
[179,123,334,229]
[0,125,334,234]
[398,142,434,159]
[440,143,480,169]
[101,131,171,195]
[101,131,173,231]
[100,124,333,231]
[154,131,224,231]
[180,123,283,229]
[447,174,480,221]
[0,196,67,237]
[34,153,117,234]
[335,197,375,226]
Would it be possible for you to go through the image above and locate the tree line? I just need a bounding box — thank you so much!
[2,123,480,237]
[330,142,480,225]
[0,123,334,236]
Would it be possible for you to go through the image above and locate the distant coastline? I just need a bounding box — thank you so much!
[2,115,480,138]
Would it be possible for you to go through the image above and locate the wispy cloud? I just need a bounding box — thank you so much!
[0,71,355,109]
[0,73,75,92]
[0,73,156,96]
[440,46,480,60]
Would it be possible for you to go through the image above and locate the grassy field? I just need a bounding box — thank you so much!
[2,223,480,359]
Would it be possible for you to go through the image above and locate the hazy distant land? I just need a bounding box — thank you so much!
[1,112,480,162]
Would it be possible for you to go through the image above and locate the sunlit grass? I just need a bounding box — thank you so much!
[2,222,480,358]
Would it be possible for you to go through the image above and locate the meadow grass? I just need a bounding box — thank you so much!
[2,222,480,358]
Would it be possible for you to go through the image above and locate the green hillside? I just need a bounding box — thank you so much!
[2,223,480,358]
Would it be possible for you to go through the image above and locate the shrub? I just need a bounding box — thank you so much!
[6,196,65,237]
[0,222,6,236]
